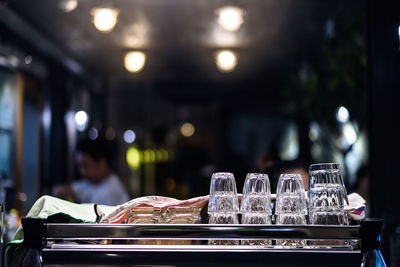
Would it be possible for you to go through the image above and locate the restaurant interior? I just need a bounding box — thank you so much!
[0,0,399,265]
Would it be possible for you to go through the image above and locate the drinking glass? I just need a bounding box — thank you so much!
[308,163,349,225]
[208,172,239,215]
[275,173,307,215]
[275,173,307,247]
[208,172,239,245]
[240,173,272,245]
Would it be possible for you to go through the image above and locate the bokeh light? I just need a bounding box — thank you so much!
[180,122,195,137]
[217,6,244,31]
[124,51,146,73]
[91,7,119,33]
[215,50,238,72]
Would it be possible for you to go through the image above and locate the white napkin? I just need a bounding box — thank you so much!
[344,192,366,221]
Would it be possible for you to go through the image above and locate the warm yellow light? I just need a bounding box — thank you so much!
[149,150,156,163]
[161,149,169,161]
[126,147,141,170]
[124,51,146,73]
[143,150,151,163]
[217,6,244,32]
[215,50,238,72]
[180,122,195,137]
[91,8,119,33]
[156,150,163,161]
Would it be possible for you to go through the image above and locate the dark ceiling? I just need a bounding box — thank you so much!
[8,0,363,86]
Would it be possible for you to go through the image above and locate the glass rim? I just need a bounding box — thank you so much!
[309,163,341,171]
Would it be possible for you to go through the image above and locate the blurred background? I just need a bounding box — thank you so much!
[0,0,399,264]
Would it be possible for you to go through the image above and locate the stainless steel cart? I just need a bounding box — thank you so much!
[20,218,385,266]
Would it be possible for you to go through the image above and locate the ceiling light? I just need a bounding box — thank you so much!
[91,7,119,33]
[215,50,238,72]
[124,51,146,73]
[59,0,78,13]
[217,6,244,32]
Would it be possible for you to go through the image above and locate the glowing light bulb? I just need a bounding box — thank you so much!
[91,7,119,33]
[217,6,244,32]
[215,50,238,72]
[124,51,146,73]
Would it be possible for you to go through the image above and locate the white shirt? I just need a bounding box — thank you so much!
[72,174,129,206]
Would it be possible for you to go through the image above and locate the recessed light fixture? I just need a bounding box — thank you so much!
[124,51,146,73]
[216,6,244,32]
[215,50,238,72]
[91,7,119,33]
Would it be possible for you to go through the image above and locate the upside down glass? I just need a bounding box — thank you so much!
[275,173,307,246]
[308,163,349,246]
[240,173,272,245]
[208,172,239,245]
[308,163,349,225]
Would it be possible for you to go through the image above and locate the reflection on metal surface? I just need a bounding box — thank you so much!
[45,223,360,240]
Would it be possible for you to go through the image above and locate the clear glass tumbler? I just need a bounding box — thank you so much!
[308,163,349,225]
[275,173,307,247]
[208,172,239,245]
[240,173,272,245]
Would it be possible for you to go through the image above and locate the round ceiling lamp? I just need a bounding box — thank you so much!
[124,51,146,73]
[216,6,244,32]
[215,50,238,72]
[91,7,119,33]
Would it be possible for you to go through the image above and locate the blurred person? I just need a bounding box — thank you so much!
[268,159,310,193]
[53,138,129,206]
[255,146,280,173]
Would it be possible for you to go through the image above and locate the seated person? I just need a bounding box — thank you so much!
[53,138,129,206]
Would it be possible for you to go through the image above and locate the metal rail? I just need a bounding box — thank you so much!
[19,218,386,266]
[45,223,360,241]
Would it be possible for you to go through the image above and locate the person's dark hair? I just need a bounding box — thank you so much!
[76,138,116,168]
[268,159,308,193]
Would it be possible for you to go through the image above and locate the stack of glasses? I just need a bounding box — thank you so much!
[240,173,272,245]
[308,163,349,245]
[207,163,350,247]
[208,172,239,245]
[274,173,307,246]
[308,163,349,225]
